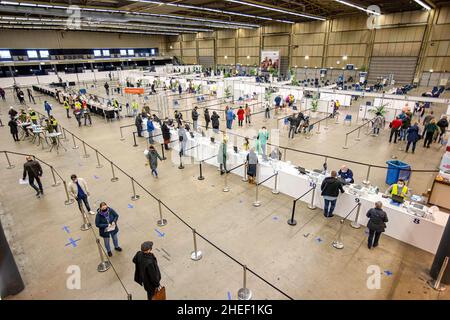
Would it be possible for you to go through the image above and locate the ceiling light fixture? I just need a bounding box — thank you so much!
[414,0,432,10]
[224,0,325,21]
[334,0,381,16]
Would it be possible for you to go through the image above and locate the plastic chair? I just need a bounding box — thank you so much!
[344,114,352,126]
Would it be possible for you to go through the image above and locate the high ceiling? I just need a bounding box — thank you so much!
[0,0,448,35]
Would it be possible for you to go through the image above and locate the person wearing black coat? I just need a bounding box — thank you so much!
[320,171,345,218]
[8,107,18,120]
[366,201,388,249]
[95,202,122,257]
[204,108,211,130]
[135,114,143,137]
[8,119,19,142]
[211,111,220,133]
[287,114,298,139]
[22,156,44,197]
[161,121,171,150]
[133,241,161,300]
[192,107,199,131]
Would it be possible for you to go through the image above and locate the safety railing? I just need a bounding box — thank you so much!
[197,153,218,180]
[222,162,247,192]
[342,117,376,149]
[252,169,279,207]
[287,186,316,226]
[331,200,362,249]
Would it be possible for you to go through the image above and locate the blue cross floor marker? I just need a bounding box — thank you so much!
[65,237,81,248]
[272,216,279,221]
[227,292,232,300]
[384,270,393,276]
[155,228,165,237]
[128,204,134,209]
[62,226,70,234]
[93,175,100,180]
[315,237,323,243]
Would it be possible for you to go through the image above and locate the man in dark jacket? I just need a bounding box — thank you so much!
[320,171,345,218]
[135,114,143,137]
[366,201,388,249]
[287,114,298,139]
[192,107,199,131]
[211,111,220,133]
[22,156,44,197]
[436,116,448,142]
[204,108,211,130]
[133,241,161,300]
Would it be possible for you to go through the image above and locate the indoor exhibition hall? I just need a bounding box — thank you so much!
[1,0,450,304]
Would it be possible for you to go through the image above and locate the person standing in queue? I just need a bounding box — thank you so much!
[204,108,211,130]
[135,113,143,138]
[95,202,122,257]
[161,120,171,150]
[68,174,95,215]
[320,170,345,218]
[366,201,388,249]
[133,241,162,300]
[22,156,44,198]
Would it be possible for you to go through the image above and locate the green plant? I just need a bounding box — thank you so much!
[249,68,257,76]
[369,104,387,117]
[359,65,367,72]
[311,94,319,112]
[224,86,232,99]
[264,89,273,102]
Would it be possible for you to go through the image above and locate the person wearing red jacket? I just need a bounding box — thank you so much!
[237,106,245,127]
[389,116,403,144]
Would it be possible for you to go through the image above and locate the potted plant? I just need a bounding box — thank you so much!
[224,86,232,102]
[310,94,319,118]
[368,104,387,118]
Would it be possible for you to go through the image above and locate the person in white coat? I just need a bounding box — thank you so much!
[68,174,94,215]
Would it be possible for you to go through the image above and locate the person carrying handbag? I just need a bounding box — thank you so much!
[133,241,163,300]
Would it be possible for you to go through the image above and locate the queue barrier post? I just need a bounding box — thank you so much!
[110,162,119,182]
[96,238,112,272]
[71,133,79,149]
[332,219,345,250]
[50,166,60,187]
[308,185,317,210]
[427,256,449,292]
[120,127,125,141]
[223,172,230,192]
[160,144,167,160]
[190,229,203,261]
[316,120,321,134]
[362,166,371,186]
[82,141,90,158]
[63,180,74,205]
[80,206,92,231]
[287,199,298,226]
[242,162,248,182]
[324,114,329,130]
[95,150,103,168]
[127,294,133,300]
[237,265,252,300]
[130,177,140,201]
[198,162,205,180]
[343,134,349,149]
[350,199,361,229]
[5,152,15,169]
[62,127,69,141]
[157,200,167,227]
[253,184,261,207]
[178,150,184,169]
[272,172,280,194]
[355,128,361,141]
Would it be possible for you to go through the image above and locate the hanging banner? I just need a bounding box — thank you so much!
[124,87,144,94]
[260,50,280,75]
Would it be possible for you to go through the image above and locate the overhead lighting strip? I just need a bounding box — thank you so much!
[224,0,326,21]
[0,1,260,28]
[414,0,431,10]
[334,0,381,16]
[130,0,294,24]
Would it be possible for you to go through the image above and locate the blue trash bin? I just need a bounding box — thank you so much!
[386,160,411,185]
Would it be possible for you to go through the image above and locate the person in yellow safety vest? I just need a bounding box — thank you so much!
[113,99,120,119]
[64,99,71,118]
[49,115,58,132]
[385,179,410,198]
[28,108,38,124]
[131,100,139,117]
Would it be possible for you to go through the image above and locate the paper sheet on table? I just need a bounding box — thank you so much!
[19,179,28,185]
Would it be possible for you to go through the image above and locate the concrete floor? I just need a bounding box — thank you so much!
[0,81,449,300]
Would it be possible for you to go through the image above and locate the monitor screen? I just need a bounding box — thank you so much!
[39,50,49,59]
[93,50,101,57]
[120,49,127,56]
[127,49,134,56]
[102,50,110,56]
[0,50,11,59]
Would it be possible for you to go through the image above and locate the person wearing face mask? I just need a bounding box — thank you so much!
[337,165,354,184]
[95,202,122,257]
[68,174,94,215]
[385,179,410,199]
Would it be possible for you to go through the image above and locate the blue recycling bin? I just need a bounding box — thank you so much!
[385,160,411,185]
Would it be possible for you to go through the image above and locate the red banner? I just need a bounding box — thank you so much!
[124,87,144,94]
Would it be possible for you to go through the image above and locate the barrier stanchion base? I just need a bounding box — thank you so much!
[52,182,61,187]
[427,280,447,292]
[198,176,205,180]
[362,180,370,186]
[308,204,316,210]
[342,145,349,149]
[83,154,90,158]
[178,165,185,169]
[350,222,361,229]
[120,137,125,141]
[131,195,140,201]
[332,241,344,249]
[80,223,92,231]
[253,201,261,207]
[223,187,230,192]
[237,288,252,300]
[157,219,167,227]
[287,219,297,226]
[242,177,248,182]
[72,146,79,149]
[65,199,74,205]
[6,165,15,169]
[97,261,111,272]
[190,250,203,261]
[272,189,280,194]
[111,177,119,182]
[355,138,361,141]
[89,211,96,215]
[96,164,104,169]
